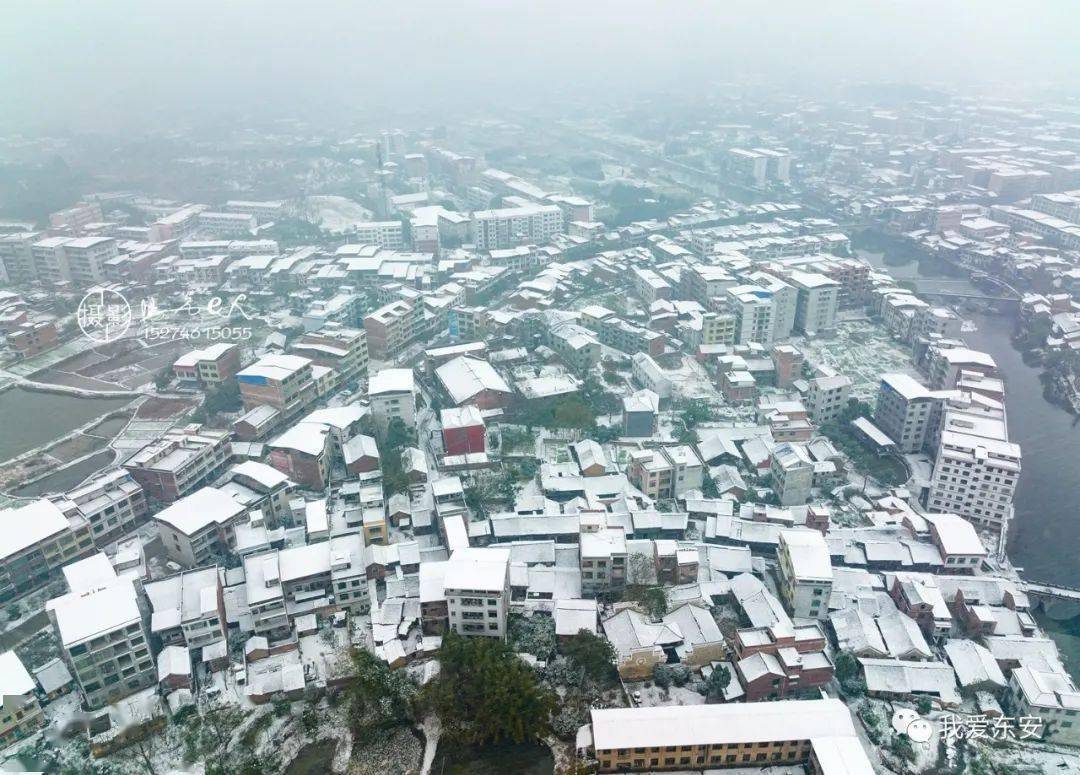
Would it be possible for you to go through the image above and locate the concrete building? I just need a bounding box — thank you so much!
[49,469,148,547]
[631,353,672,399]
[353,220,405,249]
[444,547,511,639]
[805,374,852,425]
[153,487,248,568]
[47,579,156,710]
[364,299,423,360]
[789,271,840,335]
[368,367,417,430]
[771,443,814,507]
[726,285,776,345]
[579,520,627,597]
[470,204,563,250]
[874,373,940,454]
[777,530,833,620]
[622,389,660,437]
[143,567,227,650]
[197,211,256,237]
[927,410,1020,531]
[0,651,44,746]
[0,499,94,602]
[172,343,242,386]
[290,325,369,384]
[123,427,232,503]
[243,535,367,639]
[237,354,317,418]
[582,699,873,773]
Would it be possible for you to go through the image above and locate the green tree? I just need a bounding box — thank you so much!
[834,651,865,696]
[704,663,731,701]
[204,381,242,415]
[561,631,616,684]
[700,472,719,499]
[509,614,557,662]
[423,631,555,745]
[890,734,915,765]
[635,586,668,620]
[346,648,418,729]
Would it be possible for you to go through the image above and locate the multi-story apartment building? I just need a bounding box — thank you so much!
[197,211,257,237]
[267,423,331,490]
[237,354,317,418]
[302,292,365,331]
[143,566,227,650]
[123,427,232,503]
[1007,665,1080,747]
[172,342,242,386]
[31,236,73,285]
[653,540,698,585]
[726,285,776,345]
[353,220,405,249]
[746,271,797,340]
[583,700,873,773]
[0,499,94,602]
[364,299,422,360]
[874,373,942,454]
[926,346,998,390]
[579,517,627,597]
[47,579,156,710]
[443,547,511,639]
[243,534,367,639]
[224,200,285,222]
[699,312,737,347]
[7,320,59,358]
[0,651,45,747]
[771,443,815,507]
[49,469,148,547]
[680,264,735,307]
[927,410,1021,530]
[153,487,249,567]
[216,461,296,526]
[0,232,39,284]
[777,529,833,620]
[805,374,852,425]
[291,325,369,384]
[368,368,416,430]
[789,271,840,335]
[470,204,563,250]
[62,237,117,286]
[49,202,103,232]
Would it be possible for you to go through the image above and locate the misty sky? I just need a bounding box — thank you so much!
[5,1,1080,133]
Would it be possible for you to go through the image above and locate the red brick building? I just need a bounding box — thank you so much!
[441,406,486,455]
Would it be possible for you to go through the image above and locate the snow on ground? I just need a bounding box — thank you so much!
[625,681,705,708]
[304,195,373,234]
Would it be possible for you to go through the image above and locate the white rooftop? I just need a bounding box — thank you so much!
[154,487,247,536]
[444,547,510,592]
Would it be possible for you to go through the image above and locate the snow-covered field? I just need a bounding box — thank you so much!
[304,195,373,234]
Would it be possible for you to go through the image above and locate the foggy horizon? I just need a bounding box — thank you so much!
[6,0,1080,134]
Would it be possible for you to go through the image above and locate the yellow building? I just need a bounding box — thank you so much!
[581,699,873,773]
[0,651,45,747]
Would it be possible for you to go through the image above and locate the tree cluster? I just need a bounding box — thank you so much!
[423,631,555,745]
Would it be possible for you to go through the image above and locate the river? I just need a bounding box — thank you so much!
[857,249,1080,588]
[0,387,132,462]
